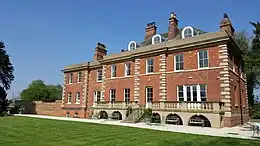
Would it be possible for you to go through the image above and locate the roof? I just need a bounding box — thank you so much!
[139,27,207,47]
[63,31,230,72]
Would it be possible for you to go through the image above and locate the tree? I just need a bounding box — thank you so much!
[20,80,62,102]
[0,86,8,115]
[0,41,14,115]
[0,41,14,90]
[46,84,62,101]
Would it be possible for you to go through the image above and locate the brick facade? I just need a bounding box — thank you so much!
[57,12,249,127]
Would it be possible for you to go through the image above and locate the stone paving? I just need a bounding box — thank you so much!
[15,114,260,140]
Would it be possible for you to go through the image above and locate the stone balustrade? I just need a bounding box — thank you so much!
[149,101,224,112]
[93,101,139,109]
[93,101,224,113]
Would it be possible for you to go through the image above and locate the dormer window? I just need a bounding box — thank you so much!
[152,34,162,44]
[182,26,194,39]
[128,41,136,51]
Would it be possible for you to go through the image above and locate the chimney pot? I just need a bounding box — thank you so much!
[220,13,235,37]
[93,42,107,60]
[144,22,157,42]
[168,12,179,40]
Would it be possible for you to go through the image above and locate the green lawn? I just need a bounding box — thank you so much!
[0,117,259,146]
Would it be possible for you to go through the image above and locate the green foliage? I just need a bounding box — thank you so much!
[0,86,8,115]
[0,41,14,90]
[20,80,62,102]
[143,108,152,118]
[235,22,260,107]
[252,103,260,119]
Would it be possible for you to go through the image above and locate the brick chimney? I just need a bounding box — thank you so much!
[220,13,235,37]
[145,22,157,42]
[168,12,179,40]
[93,42,107,60]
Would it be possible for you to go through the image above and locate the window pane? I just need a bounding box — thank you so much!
[187,86,191,101]
[204,51,208,58]
[193,86,197,101]
[199,51,203,59]
[199,60,203,68]
[180,54,183,61]
[180,62,184,70]
[204,59,208,67]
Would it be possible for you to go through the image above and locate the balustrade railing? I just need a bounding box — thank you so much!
[149,101,223,112]
[93,100,223,112]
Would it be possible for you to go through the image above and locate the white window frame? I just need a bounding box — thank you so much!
[128,41,137,51]
[174,54,184,71]
[146,59,154,74]
[94,91,101,102]
[197,50,209,69]
[67,92,72,104]
[152,34,162,44]
[111,64,116,78]
[69,73,73,84]
[77,72,82,83]
[145,87,153,103]
[76,92,80,104]
[124,88,130,102]
[124,63,131,76]
[182,26,194,39]
[177,84,207,102]
[97,69,103,82]
[110,89,116,102]
[177,86,184,101]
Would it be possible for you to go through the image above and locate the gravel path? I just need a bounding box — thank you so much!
[15,114,259,140]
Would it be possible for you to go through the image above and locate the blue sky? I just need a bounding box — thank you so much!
[0,0,259,98]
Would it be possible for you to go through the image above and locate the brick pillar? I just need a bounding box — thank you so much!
[101,65,107,101]
[61,75,66,107]
[218,44,232,127]
[159,54,167,101]
[82,70,89,108]
[134,58,140,102]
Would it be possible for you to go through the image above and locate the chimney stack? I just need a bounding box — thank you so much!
[220,13,235,37]
[168,12,179,40]
[145,22,157,42]
[93,42,107,60]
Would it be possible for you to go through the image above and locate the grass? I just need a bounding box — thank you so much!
[0,117,260,146]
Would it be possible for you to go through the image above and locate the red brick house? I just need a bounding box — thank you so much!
[61,12,249,128]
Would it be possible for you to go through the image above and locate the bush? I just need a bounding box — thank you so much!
[144,108,152,118]
[0,111,8,117]
[252,104,260,119]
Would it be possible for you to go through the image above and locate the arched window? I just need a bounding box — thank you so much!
[152,34,162,44]
[182,26,194,39]
[128,41,136,51]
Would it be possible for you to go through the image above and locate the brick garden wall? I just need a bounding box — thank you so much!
[34,100,64,117]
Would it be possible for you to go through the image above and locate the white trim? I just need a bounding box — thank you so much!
[128,41,137,51]
[152,34,162,44]
[111,64,116,78]
[177,84,207,102]
[124,63,130,77]
[69,73,73,84]
[75,92,80,104]
[146,59,154,74]
[197,50,209,69]
[77,72,82,83]
[182,26,194,39]
[67,92,72,104]
[174,54,184,71]
[109,90,112,102]
[97,69,103,82]
[123,88,130,102]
